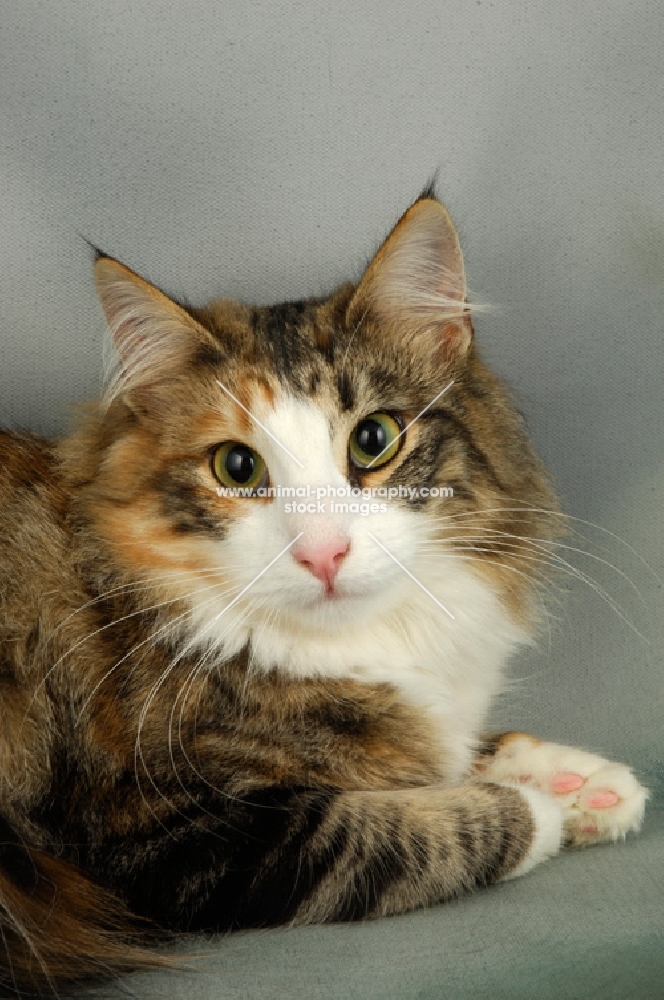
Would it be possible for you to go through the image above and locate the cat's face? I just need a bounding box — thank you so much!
[83,196,557,653]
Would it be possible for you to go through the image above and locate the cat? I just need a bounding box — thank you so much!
[0,190,647,996]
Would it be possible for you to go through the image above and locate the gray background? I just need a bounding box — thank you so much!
[1,0,661,768]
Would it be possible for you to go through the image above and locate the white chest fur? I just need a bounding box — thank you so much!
[188,558,529,782]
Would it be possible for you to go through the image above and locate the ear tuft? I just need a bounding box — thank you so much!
[417,175,439,203]
[349,197,473,354]
[94,257,211,401]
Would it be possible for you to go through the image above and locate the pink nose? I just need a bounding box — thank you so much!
[293,538,350,591]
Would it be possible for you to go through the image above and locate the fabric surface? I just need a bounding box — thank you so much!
[0,1,662,997]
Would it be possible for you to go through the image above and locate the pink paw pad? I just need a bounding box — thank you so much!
[586,790,619,809]
[551,772,585,794]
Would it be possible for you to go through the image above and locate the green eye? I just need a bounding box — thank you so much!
[212,443,268,491]
[349,413,403,469]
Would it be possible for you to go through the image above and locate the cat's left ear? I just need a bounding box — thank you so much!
[94,256,216,400]
[347,195,472,356]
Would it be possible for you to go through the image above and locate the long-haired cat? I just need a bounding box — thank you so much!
[0,191,647,996]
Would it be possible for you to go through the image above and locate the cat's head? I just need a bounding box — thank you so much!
[68,194,558,656]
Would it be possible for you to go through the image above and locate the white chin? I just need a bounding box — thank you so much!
[282,583,389,629]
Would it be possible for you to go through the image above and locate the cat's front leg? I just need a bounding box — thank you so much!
[474,732,648,847]
[110,781,565,930]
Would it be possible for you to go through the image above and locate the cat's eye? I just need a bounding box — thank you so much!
[212,443,268,492]
[349,412,403,469]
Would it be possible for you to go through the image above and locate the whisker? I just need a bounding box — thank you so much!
[48,565,233,638]
[178,594,272,796]
[413,550,563,648]
[24,577,234,733]
[424,521,648,599]
[415,546,563,597]
[132,606,232,837]
[170,596,272,813]
[137,588,275,829]
[72,583,237,726]
[424,503,662,586]
[414,532,649,642]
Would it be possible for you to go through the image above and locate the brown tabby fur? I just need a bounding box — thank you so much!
[0,193,561,996]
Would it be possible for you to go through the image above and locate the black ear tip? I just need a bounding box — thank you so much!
[417,172,440,203]
[77,234,117,264]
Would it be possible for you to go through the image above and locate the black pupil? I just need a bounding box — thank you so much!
[357,419,387,456]
[226,446,255,483]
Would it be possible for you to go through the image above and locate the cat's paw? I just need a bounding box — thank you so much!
[479,733,648,847]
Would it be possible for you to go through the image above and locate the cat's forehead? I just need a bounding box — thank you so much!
[250,297,340,391]
[191,284,405,414]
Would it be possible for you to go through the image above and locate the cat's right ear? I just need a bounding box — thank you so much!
[94,256,215,401]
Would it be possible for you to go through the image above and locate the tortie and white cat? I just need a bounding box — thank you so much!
[0,191,646,995]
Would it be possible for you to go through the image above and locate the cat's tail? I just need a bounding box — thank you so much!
[0,814,173,997]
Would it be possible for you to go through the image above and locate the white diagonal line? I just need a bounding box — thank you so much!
[365,379,455,468]
[212,533,304,621]
[215,379,305,469]
[366,532,455,619]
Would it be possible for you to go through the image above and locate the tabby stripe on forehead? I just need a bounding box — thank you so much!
[336,372,355,411]
[251,300,329,385]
